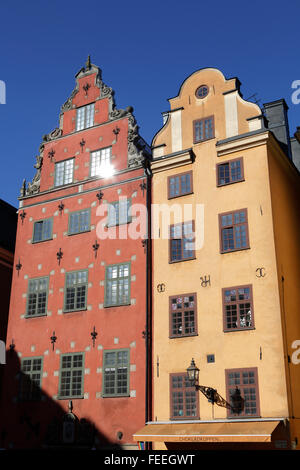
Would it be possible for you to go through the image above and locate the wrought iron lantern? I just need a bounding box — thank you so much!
[187,358,199,385]
[186,358,244,414]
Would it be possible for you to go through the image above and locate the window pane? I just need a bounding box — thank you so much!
[55,160,74,187]
[103,350,129,396]
[194,117,214,142]
[65,271,87,311]
[105,264,130,306]
[60,354,84,398]
[230,160,242,181]
[218,164,230,185]
[222,227,234,251]
[20,358,43,401]
[171,374,197,419]
[33,221,43,242]
[27,278,48,316]
[69,210,90,234]
[76,104,94,131]
[91,147,111,177]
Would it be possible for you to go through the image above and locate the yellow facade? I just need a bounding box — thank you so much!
[147,68,300,450]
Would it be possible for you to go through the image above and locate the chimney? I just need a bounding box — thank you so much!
[290,126,300,172]
[263,99,292,160]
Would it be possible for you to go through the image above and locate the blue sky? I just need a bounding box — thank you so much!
[0,0,299,207]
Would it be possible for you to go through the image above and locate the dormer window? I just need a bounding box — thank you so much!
[76,103,95,131]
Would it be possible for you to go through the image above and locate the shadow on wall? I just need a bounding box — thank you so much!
[0,349,121,450]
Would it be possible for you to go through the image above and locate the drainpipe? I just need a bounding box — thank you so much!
[144,159,152,450]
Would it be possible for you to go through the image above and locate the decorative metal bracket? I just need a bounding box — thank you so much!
[140,181,147,197]
[92,240,99,258]
[50,331,57,351]
[58,201,65,214]
[142,238,147,252]
[157,283,165,293]
[200,275,211,287]
[20,210,26,225]
[113,126,120,142]
[96,190,104,204]
[256,267,266,278]
[16,259,22,275]
[80,138,86,153]
[56,248,63,265]
[91,326,98,347]
[48,149,55,162]
[83,83,90,96]
[195,384,244,414]
[142,329,148,340]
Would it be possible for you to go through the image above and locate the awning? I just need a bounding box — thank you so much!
[133,421,281,443]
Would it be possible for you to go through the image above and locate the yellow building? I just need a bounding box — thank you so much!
[134,68,300,450]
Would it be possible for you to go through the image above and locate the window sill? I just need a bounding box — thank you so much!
[217,179,245,188]
[31,238,53,244]
[220,247,250,254]
[104,303,131,308]
[171,416,200,421]
[168,192,194,200]
[67,229,91,236]
[169,333,198,339]
[102,394,130,398]
[224,327,255,333]
[63,308,87,314]
[106,220,132,228]
[193,136,215,145]
[57,395,84,400]
[24,313,47,319]
[169,257,196,264]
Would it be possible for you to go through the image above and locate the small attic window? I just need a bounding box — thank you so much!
[195,85,209,99]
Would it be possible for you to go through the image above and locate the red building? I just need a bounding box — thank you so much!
[0,199,17,398]
[0,58,151,449]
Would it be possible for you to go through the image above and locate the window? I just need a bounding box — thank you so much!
[195,85,209,99]
[169,293,197,338]
[64,270,88,312]
[59,353,84,399]
[68,209,90,235]
[217,158,244,186]
[168,171,193,199]
[76,103,95,131]
[32,218,53,243]
[55,159,74,187]
[20,357,43,401]
[223,285,254,331]
[193,116,214,143]
[170,221,195,262]
[26,277,49,317]
[219,209,249,253]
[103,349,130,397]
[105,263,130,307]
[107,199,131,227]
[90,147,112,177]
[226,368,260,417]
[170,373,199,419]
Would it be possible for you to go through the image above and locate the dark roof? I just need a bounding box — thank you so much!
[0,199,17,253]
